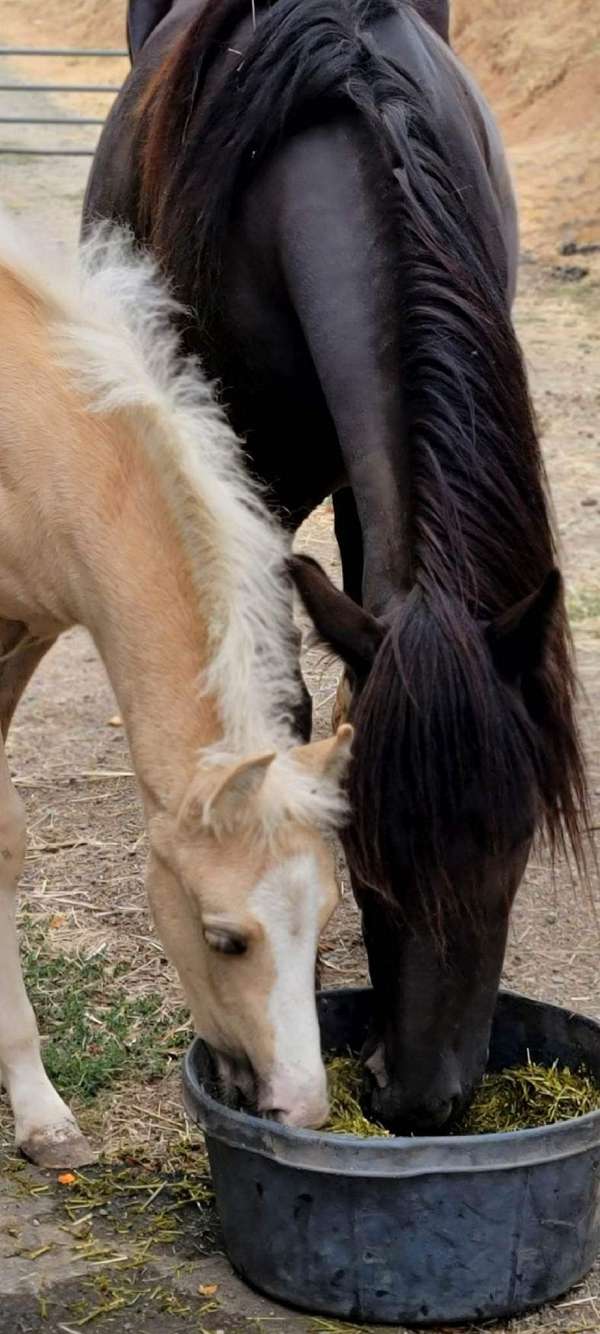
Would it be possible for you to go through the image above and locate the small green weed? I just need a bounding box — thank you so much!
[21,916,190,1101]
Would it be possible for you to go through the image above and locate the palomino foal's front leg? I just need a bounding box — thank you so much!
[0,737,95,1167]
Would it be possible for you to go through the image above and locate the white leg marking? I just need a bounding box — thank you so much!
[0,742,95,1167]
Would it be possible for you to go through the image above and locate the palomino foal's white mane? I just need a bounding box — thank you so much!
[0,210,345,829]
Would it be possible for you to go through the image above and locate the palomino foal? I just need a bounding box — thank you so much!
[0,213,351,1168]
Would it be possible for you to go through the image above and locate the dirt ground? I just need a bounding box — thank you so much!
[1,14,600,1334]
[453,0,600,257]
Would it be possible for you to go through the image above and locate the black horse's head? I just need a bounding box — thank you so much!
[292,553,586,1131]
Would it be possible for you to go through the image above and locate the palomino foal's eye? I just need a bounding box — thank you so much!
[203,926,248,956]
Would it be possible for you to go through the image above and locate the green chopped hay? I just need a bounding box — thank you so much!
[325,1057,389,1138]
[456,1060,600,1134]
[325,1054,600,1137]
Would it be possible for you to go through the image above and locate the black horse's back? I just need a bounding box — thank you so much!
[125,0,450,56]
[130,0,508,292]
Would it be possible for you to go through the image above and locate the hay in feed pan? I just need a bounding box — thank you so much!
[324,1053,600,1136]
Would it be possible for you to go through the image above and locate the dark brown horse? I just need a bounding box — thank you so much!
[84,0,588,1131]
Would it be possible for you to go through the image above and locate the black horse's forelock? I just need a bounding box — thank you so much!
[141,0,589,916]
[345,590,556,936]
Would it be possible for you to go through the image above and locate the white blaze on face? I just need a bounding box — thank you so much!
[251,852,330,1128]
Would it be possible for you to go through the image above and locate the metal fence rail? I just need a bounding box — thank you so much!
[0,47,127,157]
[0,48,128,57]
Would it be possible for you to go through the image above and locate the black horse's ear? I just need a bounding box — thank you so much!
[289,555,384,676]
[486,568,561,681]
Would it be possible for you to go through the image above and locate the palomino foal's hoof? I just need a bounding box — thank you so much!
[19,1125,98,1170]
[331,674,353,732]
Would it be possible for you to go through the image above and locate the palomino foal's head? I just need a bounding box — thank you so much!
[148,726,352,1128]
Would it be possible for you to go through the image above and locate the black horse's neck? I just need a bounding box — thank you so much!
[269,118,413,613]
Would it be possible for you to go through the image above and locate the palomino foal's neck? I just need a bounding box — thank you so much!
[0,265,225,816]
[68,420,223,816]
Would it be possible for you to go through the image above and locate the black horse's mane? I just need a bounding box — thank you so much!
[141,0,589,928]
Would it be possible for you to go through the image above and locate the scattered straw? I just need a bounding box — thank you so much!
[309,1319,367,1333]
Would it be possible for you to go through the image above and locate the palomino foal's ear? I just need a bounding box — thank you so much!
[289,554,384,676]
[292,724,354,782]
[179,753,276,837]
[486,568,561,681]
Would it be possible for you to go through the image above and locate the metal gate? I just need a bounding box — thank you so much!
[0,47,127,157]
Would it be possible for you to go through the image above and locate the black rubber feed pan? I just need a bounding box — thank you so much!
[183,989,600,1325]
